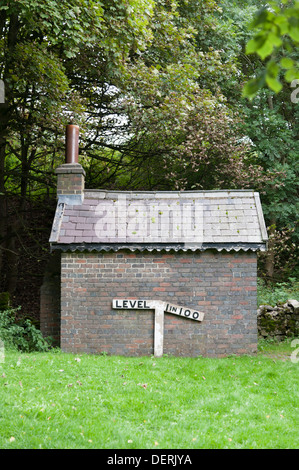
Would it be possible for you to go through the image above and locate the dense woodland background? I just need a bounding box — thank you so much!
[0,0,298,324]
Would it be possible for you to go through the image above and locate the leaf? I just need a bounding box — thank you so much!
[267,60,280,78]
[285,67,299,82]
[250,8,269,29]
[138,383,148,388]
[280,57,294,69]
[258,36,281,60]
[246,35,266,55]
[266,60,282,93]
[242,74,266,99]
[268,32,283,48]
[289,25,299,42]
[266,76,283,93]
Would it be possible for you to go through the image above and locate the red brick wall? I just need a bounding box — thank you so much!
[59,250,258,357]
[56,164,85,197]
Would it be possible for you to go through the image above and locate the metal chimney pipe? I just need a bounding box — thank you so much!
[65,125,79,164]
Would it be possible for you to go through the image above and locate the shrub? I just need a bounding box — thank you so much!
[0,307,51,352]
[258,226,299,282]
[257,277,299,307]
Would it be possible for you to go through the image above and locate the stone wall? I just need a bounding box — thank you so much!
[257,300,299,341]
[58,250,258,357]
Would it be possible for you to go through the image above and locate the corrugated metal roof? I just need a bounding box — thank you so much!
[50,189,268,252]
[51,243,266,253]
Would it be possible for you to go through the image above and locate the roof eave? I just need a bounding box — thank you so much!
[50,242,267,253]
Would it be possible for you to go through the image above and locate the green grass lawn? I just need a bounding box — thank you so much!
[0,340,298,450]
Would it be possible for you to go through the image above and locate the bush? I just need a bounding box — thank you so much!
[0,307,51,352]
[257,277,299,307]
[258,226,299,282]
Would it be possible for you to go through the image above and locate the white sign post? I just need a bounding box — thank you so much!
[112,299,204,357]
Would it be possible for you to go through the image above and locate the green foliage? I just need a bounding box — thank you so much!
[0,0,158,199]
[213,1,299,281]
[258,224,299,282]
[0,0,298,288]
[0,307,51,353]
[257,277,299,306]
[240,92,299,231]
[243,0,299,98]
[0,0,105,55]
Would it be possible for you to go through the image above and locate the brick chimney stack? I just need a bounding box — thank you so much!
[55,125,85,205]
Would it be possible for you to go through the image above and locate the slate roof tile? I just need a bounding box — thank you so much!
[50,190,268,251]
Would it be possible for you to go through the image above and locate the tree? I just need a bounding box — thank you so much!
[0,0,156,293]
[0,0,297,306]
[243,0,299,98]
[211,0,299,281]
[78,0,262,191]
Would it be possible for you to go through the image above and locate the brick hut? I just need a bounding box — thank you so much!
[40,125,268,357]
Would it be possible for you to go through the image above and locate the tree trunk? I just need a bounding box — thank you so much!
[5,224,18,295]
[0,142,6,274]
[265,219,276,281]
[0,12,19,285]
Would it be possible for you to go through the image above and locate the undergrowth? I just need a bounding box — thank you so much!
[257,277,299,306]
[0,307,51,353]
